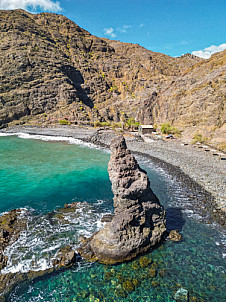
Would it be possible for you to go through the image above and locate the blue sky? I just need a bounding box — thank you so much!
[1,0,226,58]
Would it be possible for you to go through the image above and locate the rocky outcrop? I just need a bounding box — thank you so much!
[0,209,27,270]
[0,209,77,300]
[78,135,166,264]
[0,209,27,300]
[52,246,77,268]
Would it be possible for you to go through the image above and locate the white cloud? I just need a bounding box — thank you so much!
[192,43,226,59]
[103,25,133,38]
[0,0,62,12]
[116,25,132,33]
[103,27,116,38]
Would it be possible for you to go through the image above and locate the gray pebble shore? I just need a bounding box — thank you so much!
[1,125,225,218]
[89,129,226,215]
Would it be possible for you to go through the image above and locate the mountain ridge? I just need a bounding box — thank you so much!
[0,9,225,149]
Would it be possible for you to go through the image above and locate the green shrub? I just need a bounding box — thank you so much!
[94,121,111,128]
[125,118,140,129]
[126,117,135,127]
[153,124,158,131]
[192,132,206,144]
[161,122,173,134]
[161,122,181,136]
[59,119,70,125]
[112,122,122,130]
[100,121,111,127]
[133,122,140,129]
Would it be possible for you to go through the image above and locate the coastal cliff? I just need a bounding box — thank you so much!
[0,9,225,149]
[78,135,166,264]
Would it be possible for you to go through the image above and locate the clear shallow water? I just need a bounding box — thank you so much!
[0,135,225,302]
[0,135,112,214]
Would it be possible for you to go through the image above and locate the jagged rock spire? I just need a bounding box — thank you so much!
[78,135,166,264]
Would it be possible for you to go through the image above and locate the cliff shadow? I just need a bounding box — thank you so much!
[59,64,94,109]
[165,207,185,232]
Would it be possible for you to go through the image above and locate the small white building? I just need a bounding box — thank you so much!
[139,125,154,135]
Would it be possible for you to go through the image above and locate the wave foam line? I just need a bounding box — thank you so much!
[0,132,17,136]
[1,131,98,149]
[17,132,83,144]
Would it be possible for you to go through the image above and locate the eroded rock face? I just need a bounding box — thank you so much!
[0,209,27,269]
[79,135,166,264]
[0,209,28,300]
[0,208,77,300]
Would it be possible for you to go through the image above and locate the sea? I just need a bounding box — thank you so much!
[0,133,225,302]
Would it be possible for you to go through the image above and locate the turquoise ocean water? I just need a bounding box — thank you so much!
[0,134,225,302]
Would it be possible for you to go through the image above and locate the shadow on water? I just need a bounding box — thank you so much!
[166,207,186,232]
[135,151,225,227]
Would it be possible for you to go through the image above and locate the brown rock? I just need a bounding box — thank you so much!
[101,214,114,223]
[0,252,8,270]
[168,230,183,241]
[0,209,27,254]
[0,209,27,299]
[52,246,77,268]
[78,135,166,264]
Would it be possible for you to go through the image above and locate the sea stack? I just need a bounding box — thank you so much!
[78,135,166,264]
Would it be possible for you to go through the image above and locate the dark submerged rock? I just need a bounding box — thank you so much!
[78,135,166,264]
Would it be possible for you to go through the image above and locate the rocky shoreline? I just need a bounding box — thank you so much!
[0,206,80,301]
[1,125,225,220]
[0,125,225,300]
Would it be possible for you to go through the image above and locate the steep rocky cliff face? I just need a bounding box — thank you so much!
[0,9,225,147]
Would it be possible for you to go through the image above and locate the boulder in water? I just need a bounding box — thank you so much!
[174,288,189,302]
[167,229,183,241]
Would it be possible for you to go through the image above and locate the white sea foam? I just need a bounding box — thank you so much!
[0,211,10,217]
[0,207,29,218]
[1,202,108,274]
[0,132,17,136]
[93,199,105,205]
[1,131,99,149]
[16,132,97,148]
[96,217,106,229]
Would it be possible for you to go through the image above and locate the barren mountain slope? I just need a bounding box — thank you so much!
[0,9,225,148]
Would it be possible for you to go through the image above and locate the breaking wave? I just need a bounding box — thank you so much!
[1,202,108,274]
